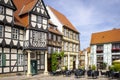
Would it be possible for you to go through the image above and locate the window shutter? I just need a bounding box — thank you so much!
[2,53,6,66]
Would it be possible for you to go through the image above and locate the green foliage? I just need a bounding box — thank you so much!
[109,65,114,71]
[102,62,107,69]
[109,64,120,72]
[51,52,58,71]
[114,64,120,71]
[91,65,96,70]
[78,66,85,70]
[51,51,64,71]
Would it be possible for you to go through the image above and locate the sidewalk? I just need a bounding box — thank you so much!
[0,73,114,80]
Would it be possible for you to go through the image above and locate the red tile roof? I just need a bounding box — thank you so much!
[49,6,79,33]
[13,0,37,27]
[48,22,62,35]
[91,28,120,45]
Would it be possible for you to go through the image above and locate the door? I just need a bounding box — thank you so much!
[31,60,37,75]
[73,61,76,69]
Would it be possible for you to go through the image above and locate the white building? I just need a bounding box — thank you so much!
[90,28,120,69]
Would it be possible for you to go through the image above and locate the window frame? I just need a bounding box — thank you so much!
[18,54,24,66]
[0,25,3,37]
[0,53,2,66]
[0,6,4,15]
[12,28,18,39]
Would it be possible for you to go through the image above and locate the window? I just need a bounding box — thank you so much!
[0,53,6,66]
[48,33,51,39]
[112,43,120,53]
[12,28,18,39]
[76,34,79,40]
[0,6,4,14]
[18,54,24,66]
[48,47,51,54]
[0,25,3,37]
[0,54,2,66]
[37,16,42,23]
[96,45,103,53]
[64,28,66,36]
[58,36,61,42]
[53,35,56,41]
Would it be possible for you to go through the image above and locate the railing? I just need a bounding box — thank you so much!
[48,40,62,47]
[24,40,47,49]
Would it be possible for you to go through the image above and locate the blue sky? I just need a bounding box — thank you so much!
[44,0,120,50]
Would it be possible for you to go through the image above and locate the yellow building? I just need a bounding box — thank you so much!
[47,6,80,70]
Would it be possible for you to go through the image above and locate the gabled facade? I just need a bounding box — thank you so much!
[79,47,90,70]
[47,6,80,70]
[0,0,50,76]
[47,22,62,71]
[90,28,120,69]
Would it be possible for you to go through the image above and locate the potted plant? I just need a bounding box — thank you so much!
[91,65,96,71]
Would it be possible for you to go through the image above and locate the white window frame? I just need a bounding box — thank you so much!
[12,28,18,39]
[18,54,24,66]
[0,25,3,37]
[0,6,4,14]
[37,16,42,24]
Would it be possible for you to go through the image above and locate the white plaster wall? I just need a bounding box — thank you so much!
[13,40,18,46]
[4,67,10,72]
[0,68,2,73]
[31,14,36,22]
[5,33,11,38]
[6,61,9,66]
[103,44,112,66]
[4,0,9,4]
[5,26,11,32]
[11,49,17,53]
[20,35,23,41]
[0,15,5,20]
[6,8,13,16]
[0,48,2,53]
[46,6,63,33]
[4,48,9,53]
[5,39,11,44]
[11,54,17,60]
[85,51,88,70]
[6,16,12,23]
[90,45,97,66]
[26,30,29,40]
[18,67,23,71]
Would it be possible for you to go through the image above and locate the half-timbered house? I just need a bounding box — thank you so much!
[0,0,50,76]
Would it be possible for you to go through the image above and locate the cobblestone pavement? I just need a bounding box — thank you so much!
[0,74,118,80]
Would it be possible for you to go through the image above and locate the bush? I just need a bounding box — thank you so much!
[114,64,120,72]
[91,65,96,70]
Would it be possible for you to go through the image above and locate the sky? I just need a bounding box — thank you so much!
[44,0,120,50]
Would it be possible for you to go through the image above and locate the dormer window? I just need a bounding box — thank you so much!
[96,45,103,53]
[0,6,4,14]
[112,43,120,53]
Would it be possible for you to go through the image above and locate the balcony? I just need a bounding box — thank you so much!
[24,40,47,50]
[48,40,62,47]
[96,49,103,53]
[112,48,120,53]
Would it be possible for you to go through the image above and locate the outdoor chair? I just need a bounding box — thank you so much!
[100,71,106,76]
[74,69,85,78]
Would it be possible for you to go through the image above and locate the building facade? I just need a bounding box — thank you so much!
[90,29,120,69]
[79,47,90,70]
[0,0,50,76]
[47,6,80,70]
[47,22,62,71]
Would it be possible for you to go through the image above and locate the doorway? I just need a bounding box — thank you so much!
[31,60,37,75]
